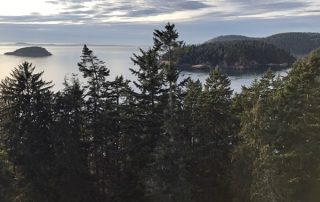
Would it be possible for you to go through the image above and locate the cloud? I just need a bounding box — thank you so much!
[1,15,320,45]
[126,1,209,17]
[0,0,319,25]
[217,0,319,19]
[0,0,214,24]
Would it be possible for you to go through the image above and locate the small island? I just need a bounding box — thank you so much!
[5,46,52,57]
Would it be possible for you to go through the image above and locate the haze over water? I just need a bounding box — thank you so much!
[0,45,287,93]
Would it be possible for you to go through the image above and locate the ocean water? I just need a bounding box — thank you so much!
[0,45,288,93]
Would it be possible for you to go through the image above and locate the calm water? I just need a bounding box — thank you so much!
[0,45,288,93]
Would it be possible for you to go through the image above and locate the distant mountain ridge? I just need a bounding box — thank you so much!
[206,32,320,56]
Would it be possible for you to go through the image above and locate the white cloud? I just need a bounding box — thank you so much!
[0,0,65,16]
[0,0,319,24]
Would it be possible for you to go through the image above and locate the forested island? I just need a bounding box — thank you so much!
[171,40,295,74]
[1,23,320,202]
[4,46,52,57]
[172,32,320,73]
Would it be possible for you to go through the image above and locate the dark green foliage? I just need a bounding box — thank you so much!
[231,70,279,202]
[130,48,166,110]
[173,40,295,73]
[78,44,120,200]
[189,68,236,202]
[0,152,16,202]
[146,23,195,202]
[129,46,167,202]
[78,45,137,201]
[232,49,320,202]
[154,23,184,113]
[52,77,97,202]
[0,62,55,201]
[129,47,166,158]
[78,44,110,115]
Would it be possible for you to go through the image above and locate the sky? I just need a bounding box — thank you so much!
[0,0,320,45]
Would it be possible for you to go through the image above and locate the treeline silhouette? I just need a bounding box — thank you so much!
[0,23,320,202]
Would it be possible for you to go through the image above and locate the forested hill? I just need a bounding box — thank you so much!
[206,32,320,56]
[173,40,295,74]
[264,32,320,56]
[206,35,254,43]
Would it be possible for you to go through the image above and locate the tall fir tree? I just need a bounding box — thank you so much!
[153,22,184,113]
[52,77,98,201]
[191,68,235,202]
[129,47,167,201]
[0,62,55,201]
[78,45,113,200]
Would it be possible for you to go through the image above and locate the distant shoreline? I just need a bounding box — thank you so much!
[0,43,149,47]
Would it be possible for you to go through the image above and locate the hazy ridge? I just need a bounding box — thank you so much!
[206,32,320,56]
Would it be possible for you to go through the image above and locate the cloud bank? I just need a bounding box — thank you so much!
[0,0,319,44]
[0,0,319,24]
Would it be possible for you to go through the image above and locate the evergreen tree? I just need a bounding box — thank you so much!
[138,23,191,201]
[78,45,113,199]
[0,151,15,202]
[191,68,235,202]
[182,79,202,155]
[0,62,55,201]
[129,47,167,201]
[52,77,98,201]
[153,22,184,113]
[103,75,137,202]
[233,49,320,202]
[231,70,279,202]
